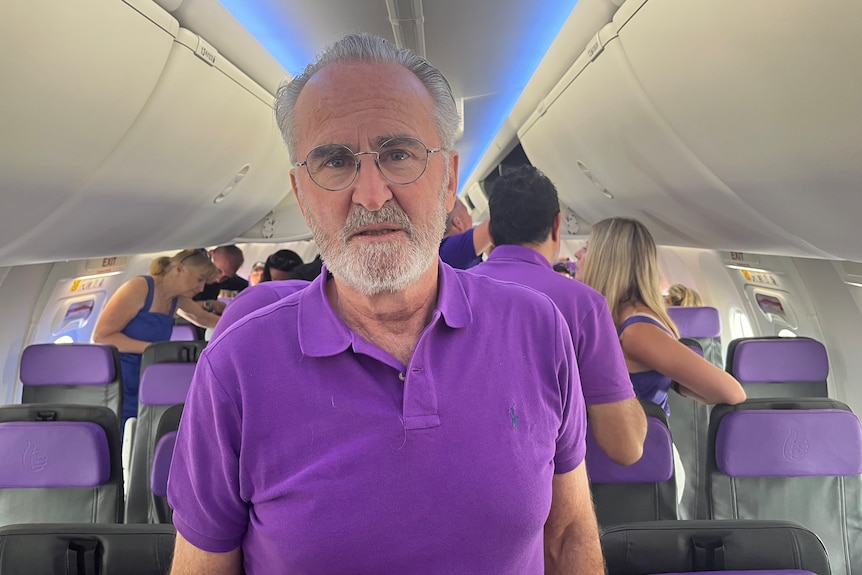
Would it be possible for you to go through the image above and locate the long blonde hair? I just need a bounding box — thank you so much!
[580,217,679,338]
[149,249,218,282]
[666,283,703,307]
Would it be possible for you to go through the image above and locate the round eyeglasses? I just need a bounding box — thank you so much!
[295,137,442,192]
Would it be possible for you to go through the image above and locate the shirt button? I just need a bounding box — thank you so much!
[398,372,406,382]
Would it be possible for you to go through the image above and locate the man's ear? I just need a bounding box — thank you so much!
[451,215,465,234]
[444,151,460,213]
[290,169,311,225]
[551,212,562,243]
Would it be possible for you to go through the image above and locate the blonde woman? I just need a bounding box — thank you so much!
[575,218,745,415]
[666,283,703,307]
[93,249,219,422]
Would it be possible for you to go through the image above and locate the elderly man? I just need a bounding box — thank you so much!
[472,165,647,465]
[168,34,604,574]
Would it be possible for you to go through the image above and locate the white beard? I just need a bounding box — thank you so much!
[298,183,449,296]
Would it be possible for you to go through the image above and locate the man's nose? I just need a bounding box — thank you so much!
[350,157,393,212]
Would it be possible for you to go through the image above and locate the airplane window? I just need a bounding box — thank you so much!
[53,335,74,344]
[778,329,797,338]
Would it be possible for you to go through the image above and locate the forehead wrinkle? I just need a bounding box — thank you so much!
[294,62,437,152]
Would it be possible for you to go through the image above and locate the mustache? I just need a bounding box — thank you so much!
[340,201,415,241]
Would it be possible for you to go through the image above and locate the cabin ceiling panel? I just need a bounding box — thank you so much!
[519,33,828,258]
[520,0,860,260]
[0,27,291,265]
[614,0,862,261]
[0,0,176,259]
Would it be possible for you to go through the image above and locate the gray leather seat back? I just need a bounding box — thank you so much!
[708,398,862,575]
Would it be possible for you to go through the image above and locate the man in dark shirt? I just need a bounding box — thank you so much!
[193,245,248,313]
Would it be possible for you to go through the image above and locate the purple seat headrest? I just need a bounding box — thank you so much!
[170,325,197,341]
[666,306,721,338]
[0,421,110,487]
[716,409,862,477]
[20,344,116,386]
[138,363,196,406]
[731,338,828,383]
[586,417,673,483]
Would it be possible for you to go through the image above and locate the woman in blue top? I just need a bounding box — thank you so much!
[93,249,218,423]
[575,217,746,415]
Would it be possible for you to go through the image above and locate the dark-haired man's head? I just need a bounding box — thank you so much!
[488,165,560,248]
[288,255,324,282]
[263,249,304,282]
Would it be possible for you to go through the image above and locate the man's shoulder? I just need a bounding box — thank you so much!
[452,265,560,315]
[207,286,308,353]
[218,275,249,291]
[475,257,605,305]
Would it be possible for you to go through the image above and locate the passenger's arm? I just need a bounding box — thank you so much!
[92,277,152,354]
[587,398,647,466]
[544,463,606,575]
[471,220,493,255]
[176,296,220,329]
[170,533,242,575]
[621,323,746,405]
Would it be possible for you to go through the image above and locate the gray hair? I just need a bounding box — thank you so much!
[275,33,460,161]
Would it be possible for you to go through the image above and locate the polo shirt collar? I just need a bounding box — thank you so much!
[298,260,472,358]
[486,244,553,270]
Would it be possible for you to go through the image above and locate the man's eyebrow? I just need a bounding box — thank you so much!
[373,134,414,147]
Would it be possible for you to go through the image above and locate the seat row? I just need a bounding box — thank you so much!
[0,519,831,574]
[586,396,862,575]
[666,305,831,522]
[1,341,205,527]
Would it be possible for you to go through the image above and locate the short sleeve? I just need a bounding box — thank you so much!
[575,300,636,405]
[211,286,283,340]
[439,229,481,270]
[167,354,248,552]
[551,306,587,474]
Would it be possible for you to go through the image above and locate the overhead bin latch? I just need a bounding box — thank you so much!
[585,32,605,63]
[194,37,218,67]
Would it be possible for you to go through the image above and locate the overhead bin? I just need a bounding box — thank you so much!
[0,0,178,259]
[519,0,862,260]
[0,1,292,264]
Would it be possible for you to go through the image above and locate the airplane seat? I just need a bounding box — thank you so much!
[0,404,123,526]
[150,403,184,524]
[125,363,195,524]
[20,343,123,425]
[667,306,723,367]
[0,523,175,575]
[725,337,829,398]
[667,337,710,521]
[586,400,677,527]
[170,323,197,341]
[140,341,206,375]
[601,519,830,575]
[708,398,862,575]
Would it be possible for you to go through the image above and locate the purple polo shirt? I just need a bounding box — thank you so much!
[472,245,634,405]
[211,279,310,340]
[439,227,482,269]
[168,261,586,574]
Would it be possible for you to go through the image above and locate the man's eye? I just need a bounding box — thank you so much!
[325,156,349,168]
[384,150,409,162]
